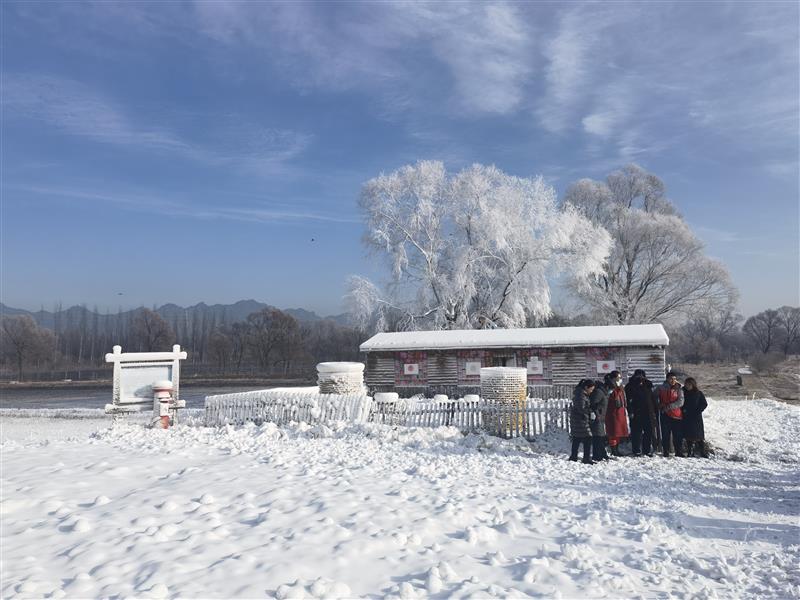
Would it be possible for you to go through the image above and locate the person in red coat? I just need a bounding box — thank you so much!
[604,370,630,456]
[657,371,685,457]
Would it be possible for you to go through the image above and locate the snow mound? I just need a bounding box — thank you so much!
[1,399,798,599]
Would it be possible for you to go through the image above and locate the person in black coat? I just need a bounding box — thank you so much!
[625,369,657,456]
[682,377,709,458]
[589,377,610,461]
[569,379,596,464]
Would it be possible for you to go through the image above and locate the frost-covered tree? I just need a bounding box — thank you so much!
[347,161,611,331]
[564,164,738,325]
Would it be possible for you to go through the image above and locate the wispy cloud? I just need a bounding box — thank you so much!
[1,74,312,175]
[3,74,188,151]
[6,183,359,224]
[694,226,766,248]
[189,1,539,117]
[5,1,798,176]
[763,160,800,179]
[534,2,798,170]
[535,7,603,134]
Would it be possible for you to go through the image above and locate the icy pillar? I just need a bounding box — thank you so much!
[480,367,527,436]
[316,362,365,394]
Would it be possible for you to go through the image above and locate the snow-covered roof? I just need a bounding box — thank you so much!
[360,324,669,352]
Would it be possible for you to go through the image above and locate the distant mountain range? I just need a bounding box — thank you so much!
[0,300,353,330]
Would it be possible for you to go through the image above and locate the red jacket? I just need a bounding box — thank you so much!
[657,383,684,419]
[605,387,630,438]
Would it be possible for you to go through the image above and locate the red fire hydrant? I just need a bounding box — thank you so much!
[152,380,174,429]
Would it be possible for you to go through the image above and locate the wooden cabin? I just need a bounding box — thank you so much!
[360,324,669,397]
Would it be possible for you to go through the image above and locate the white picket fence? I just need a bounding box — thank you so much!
[204,390,373,427]
[707,394,759,402]
[370,397,571,439]
[204,388,571,439]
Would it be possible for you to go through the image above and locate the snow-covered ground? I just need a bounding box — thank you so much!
[2,399,798,599]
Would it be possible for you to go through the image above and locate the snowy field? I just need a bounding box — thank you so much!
[2,399,799,599]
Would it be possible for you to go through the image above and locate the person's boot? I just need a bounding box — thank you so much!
[687,442,695,457]
[611,445,622,457]
[699,442,709,458]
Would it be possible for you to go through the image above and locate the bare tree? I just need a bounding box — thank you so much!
[671,305,746,363]
[246,309,294,371]
[743,309,781,354]
[777,306,800,355]
[208,329,233,373]
[1,315,55,380]
[228,322,249,374]
[564,164,738,324]
[131,308,175,352]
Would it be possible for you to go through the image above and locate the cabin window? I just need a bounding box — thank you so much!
[492,355,516,367]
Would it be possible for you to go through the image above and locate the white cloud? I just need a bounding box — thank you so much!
[6,1,798,174]
[422,3,535,115]
[2,74,188,151]
[1,74,312,174]
[189,1,537,117]
[7,183,358,224]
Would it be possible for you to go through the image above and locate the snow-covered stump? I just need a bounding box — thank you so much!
[317,362,365,395]
[480,367,528,438]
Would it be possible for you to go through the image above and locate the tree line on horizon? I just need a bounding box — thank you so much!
[2,162,797,382]
[0,307,363,382]
[1,303,797,383]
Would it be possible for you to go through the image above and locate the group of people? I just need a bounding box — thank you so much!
[569,369,708,464]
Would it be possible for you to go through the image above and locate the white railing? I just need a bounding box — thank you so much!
[204,389,373,427]
[370,397,571,439]
[204,388,571,440]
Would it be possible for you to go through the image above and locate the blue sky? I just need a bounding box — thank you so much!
[2,1,798,318]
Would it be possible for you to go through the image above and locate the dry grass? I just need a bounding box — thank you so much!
[671,357,800,404]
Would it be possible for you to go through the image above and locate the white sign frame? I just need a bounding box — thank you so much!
[105,345,187,415]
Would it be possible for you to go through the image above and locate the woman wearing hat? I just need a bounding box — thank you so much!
[604,370,630,457]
